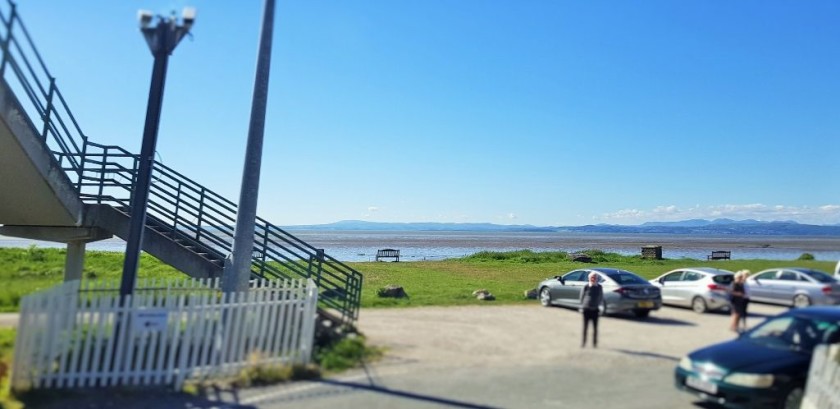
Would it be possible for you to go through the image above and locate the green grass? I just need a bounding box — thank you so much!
[0,246,185,312]
[0,246,836,312]
[348,249,838,308]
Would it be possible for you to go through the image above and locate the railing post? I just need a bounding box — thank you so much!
[41,77,55,142]
[172,181,182,239]
[0,2,15,78]
[313,249,324,285]
[97,146,108,204]
[78,136,88,193]
[196,187,205,241]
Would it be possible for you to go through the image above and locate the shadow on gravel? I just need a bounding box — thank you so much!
[693,401,726,408]
[611,348,681,362]
[15,387,257,409]
[316,379,502,409]
[244,378,501,409]
[608,314,696,326]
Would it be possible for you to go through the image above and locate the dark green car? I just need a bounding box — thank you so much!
[675,307,840,409]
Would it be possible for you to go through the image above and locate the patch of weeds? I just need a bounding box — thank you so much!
[0,328,17,407]
[315,334,383,372]
[183,352,321,394]
[0,293,21,311]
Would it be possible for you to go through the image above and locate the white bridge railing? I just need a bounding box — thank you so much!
[11,277,318,391]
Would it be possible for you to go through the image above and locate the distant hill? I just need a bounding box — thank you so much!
[283,219,840,236]
[283,220,555,232]
[563,220,840,236]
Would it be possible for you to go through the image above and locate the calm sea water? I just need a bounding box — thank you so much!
[2,230,839,262]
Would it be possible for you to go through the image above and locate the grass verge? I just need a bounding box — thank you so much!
[351,249,837,308]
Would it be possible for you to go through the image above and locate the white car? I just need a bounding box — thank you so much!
[747,268,840,308]
[649,267,734,313]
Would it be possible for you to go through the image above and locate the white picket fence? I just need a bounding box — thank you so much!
[803,343,840,409]
[11,277,318,391]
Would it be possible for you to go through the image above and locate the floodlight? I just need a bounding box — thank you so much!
[182,7,196,29]
[138,10,153,28]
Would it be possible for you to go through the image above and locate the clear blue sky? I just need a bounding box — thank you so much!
[16,1,840,226]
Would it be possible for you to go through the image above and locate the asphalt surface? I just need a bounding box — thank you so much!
[7,302,791,409]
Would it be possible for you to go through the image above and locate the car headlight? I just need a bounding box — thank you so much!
[678,356,693,371]
[724,372,774,388]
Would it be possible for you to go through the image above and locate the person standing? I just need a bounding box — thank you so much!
[580,272,604,348]
[729,270,750,333]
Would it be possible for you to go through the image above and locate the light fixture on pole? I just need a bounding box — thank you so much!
[120,8,195,298]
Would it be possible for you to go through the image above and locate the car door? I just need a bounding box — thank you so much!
[680,271,706,307]
[655,271,685,305]
[773,270,801,304]
[556,270,586,306]
[749,270,780,303]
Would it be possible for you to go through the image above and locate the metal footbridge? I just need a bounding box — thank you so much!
[0,1,362,326]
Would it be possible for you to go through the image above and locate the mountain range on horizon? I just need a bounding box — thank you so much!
[282,218,840,236]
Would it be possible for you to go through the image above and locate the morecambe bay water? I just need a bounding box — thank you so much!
[2,230,839,263]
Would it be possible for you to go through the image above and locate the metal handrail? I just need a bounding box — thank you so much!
[0,0,362,325]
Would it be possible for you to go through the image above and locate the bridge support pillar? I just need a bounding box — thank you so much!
[0,225,111,282]
[64,241,85,281]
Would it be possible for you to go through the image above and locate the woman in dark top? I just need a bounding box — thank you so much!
[729,270,750,332]
[580,272,604,347]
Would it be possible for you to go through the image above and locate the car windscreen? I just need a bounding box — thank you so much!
[746,315,840,353]
[800,270,835,283]
[606,272,648,285]
[713,275,734,285]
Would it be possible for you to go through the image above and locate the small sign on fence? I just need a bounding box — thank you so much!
[132,308,169,332]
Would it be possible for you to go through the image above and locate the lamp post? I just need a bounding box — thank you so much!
[120,8,195,298]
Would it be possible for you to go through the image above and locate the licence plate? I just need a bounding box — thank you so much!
[637,301,654,308]
[686,376,718,395]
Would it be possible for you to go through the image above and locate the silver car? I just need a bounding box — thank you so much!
[649,267,734,313]
[538,267,662,318]
[747,268,840,308]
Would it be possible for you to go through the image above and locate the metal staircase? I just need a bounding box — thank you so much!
[0,0,362,326]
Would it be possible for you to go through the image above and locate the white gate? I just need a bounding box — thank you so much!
[11,277,318,390]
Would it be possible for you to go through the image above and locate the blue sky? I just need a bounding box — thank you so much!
[15,1,840,226]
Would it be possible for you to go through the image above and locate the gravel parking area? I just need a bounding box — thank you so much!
[359,302,788,370]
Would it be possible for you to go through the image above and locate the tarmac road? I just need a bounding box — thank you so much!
[232,301,790,409]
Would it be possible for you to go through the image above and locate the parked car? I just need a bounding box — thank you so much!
[675,306,840,409]
[746,268,840,308]
[537,267,661,318]
[649,267,734,313]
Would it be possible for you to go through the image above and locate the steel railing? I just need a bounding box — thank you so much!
[0,0,362,325]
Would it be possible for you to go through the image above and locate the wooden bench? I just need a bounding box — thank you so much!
[376,248,400,262]
[707,251,731,260]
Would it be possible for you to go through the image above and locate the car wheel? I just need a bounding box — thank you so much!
[691,297,708,314]
[792,294,811,308]
[539,287,552,307]
[633,309,650,318]
[780,385,804,409]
